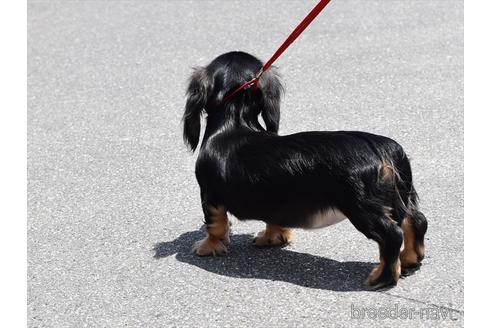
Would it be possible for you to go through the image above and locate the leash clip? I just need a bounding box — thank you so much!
[252,68,264,90]
[244,68,264,91]
[223,66,264,100]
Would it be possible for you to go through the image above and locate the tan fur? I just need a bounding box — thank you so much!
[207,206,230,245]
[192,206,230,256]
[416,242,425,260]
[192,238,228,256]
[305,207,346,229]
[383,206,397,224]
[367,256,385,285]
[394,258,401,280]
[380,159,396,182]
[366,251,401,286]
[254,224,293,246]
[400,216,419,267]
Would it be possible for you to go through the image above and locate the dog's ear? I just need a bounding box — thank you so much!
[258,67,284,133]
[183,67,210,151]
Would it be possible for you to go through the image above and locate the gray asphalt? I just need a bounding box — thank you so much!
[27,0,463,327]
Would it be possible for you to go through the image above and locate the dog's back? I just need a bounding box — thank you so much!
[197,129,411,228]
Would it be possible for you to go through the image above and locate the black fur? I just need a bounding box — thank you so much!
[182,51,427,289]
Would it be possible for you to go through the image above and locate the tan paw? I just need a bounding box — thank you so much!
[365,263,384,286]
[253,226,293,247]
[192,238,227,256]
[221,234,230,246]
[400,248,419,268]
[365,259,401,289]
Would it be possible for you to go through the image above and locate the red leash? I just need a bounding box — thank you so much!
[224,0,333,101]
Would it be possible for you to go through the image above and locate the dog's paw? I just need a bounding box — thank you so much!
[364,280,397,291]
[253,228,292,247]
[192,238,227,256]
[221,234,230,246]
[364,260,400,290]
[400,262,422,277]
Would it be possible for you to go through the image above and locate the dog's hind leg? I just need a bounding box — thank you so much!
[253,224,293,247]
[391,158,428,274]
[192,205,230,256]
[400,209,428,274]
[347,207,403,289]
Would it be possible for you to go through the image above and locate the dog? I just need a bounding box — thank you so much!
[182,51,428,289]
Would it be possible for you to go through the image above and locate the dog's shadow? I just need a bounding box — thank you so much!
[153,227,375,292]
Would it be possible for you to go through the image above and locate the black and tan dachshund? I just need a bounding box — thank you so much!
[182,51,427,289]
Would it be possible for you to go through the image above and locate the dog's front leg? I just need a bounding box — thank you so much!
[192,205,230,256]
[253,224,293,247]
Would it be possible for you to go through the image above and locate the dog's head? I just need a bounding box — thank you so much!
[183,51,284,151]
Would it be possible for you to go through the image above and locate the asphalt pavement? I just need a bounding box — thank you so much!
[28,0,463,327]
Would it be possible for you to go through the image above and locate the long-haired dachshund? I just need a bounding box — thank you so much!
[182,51,428,289]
